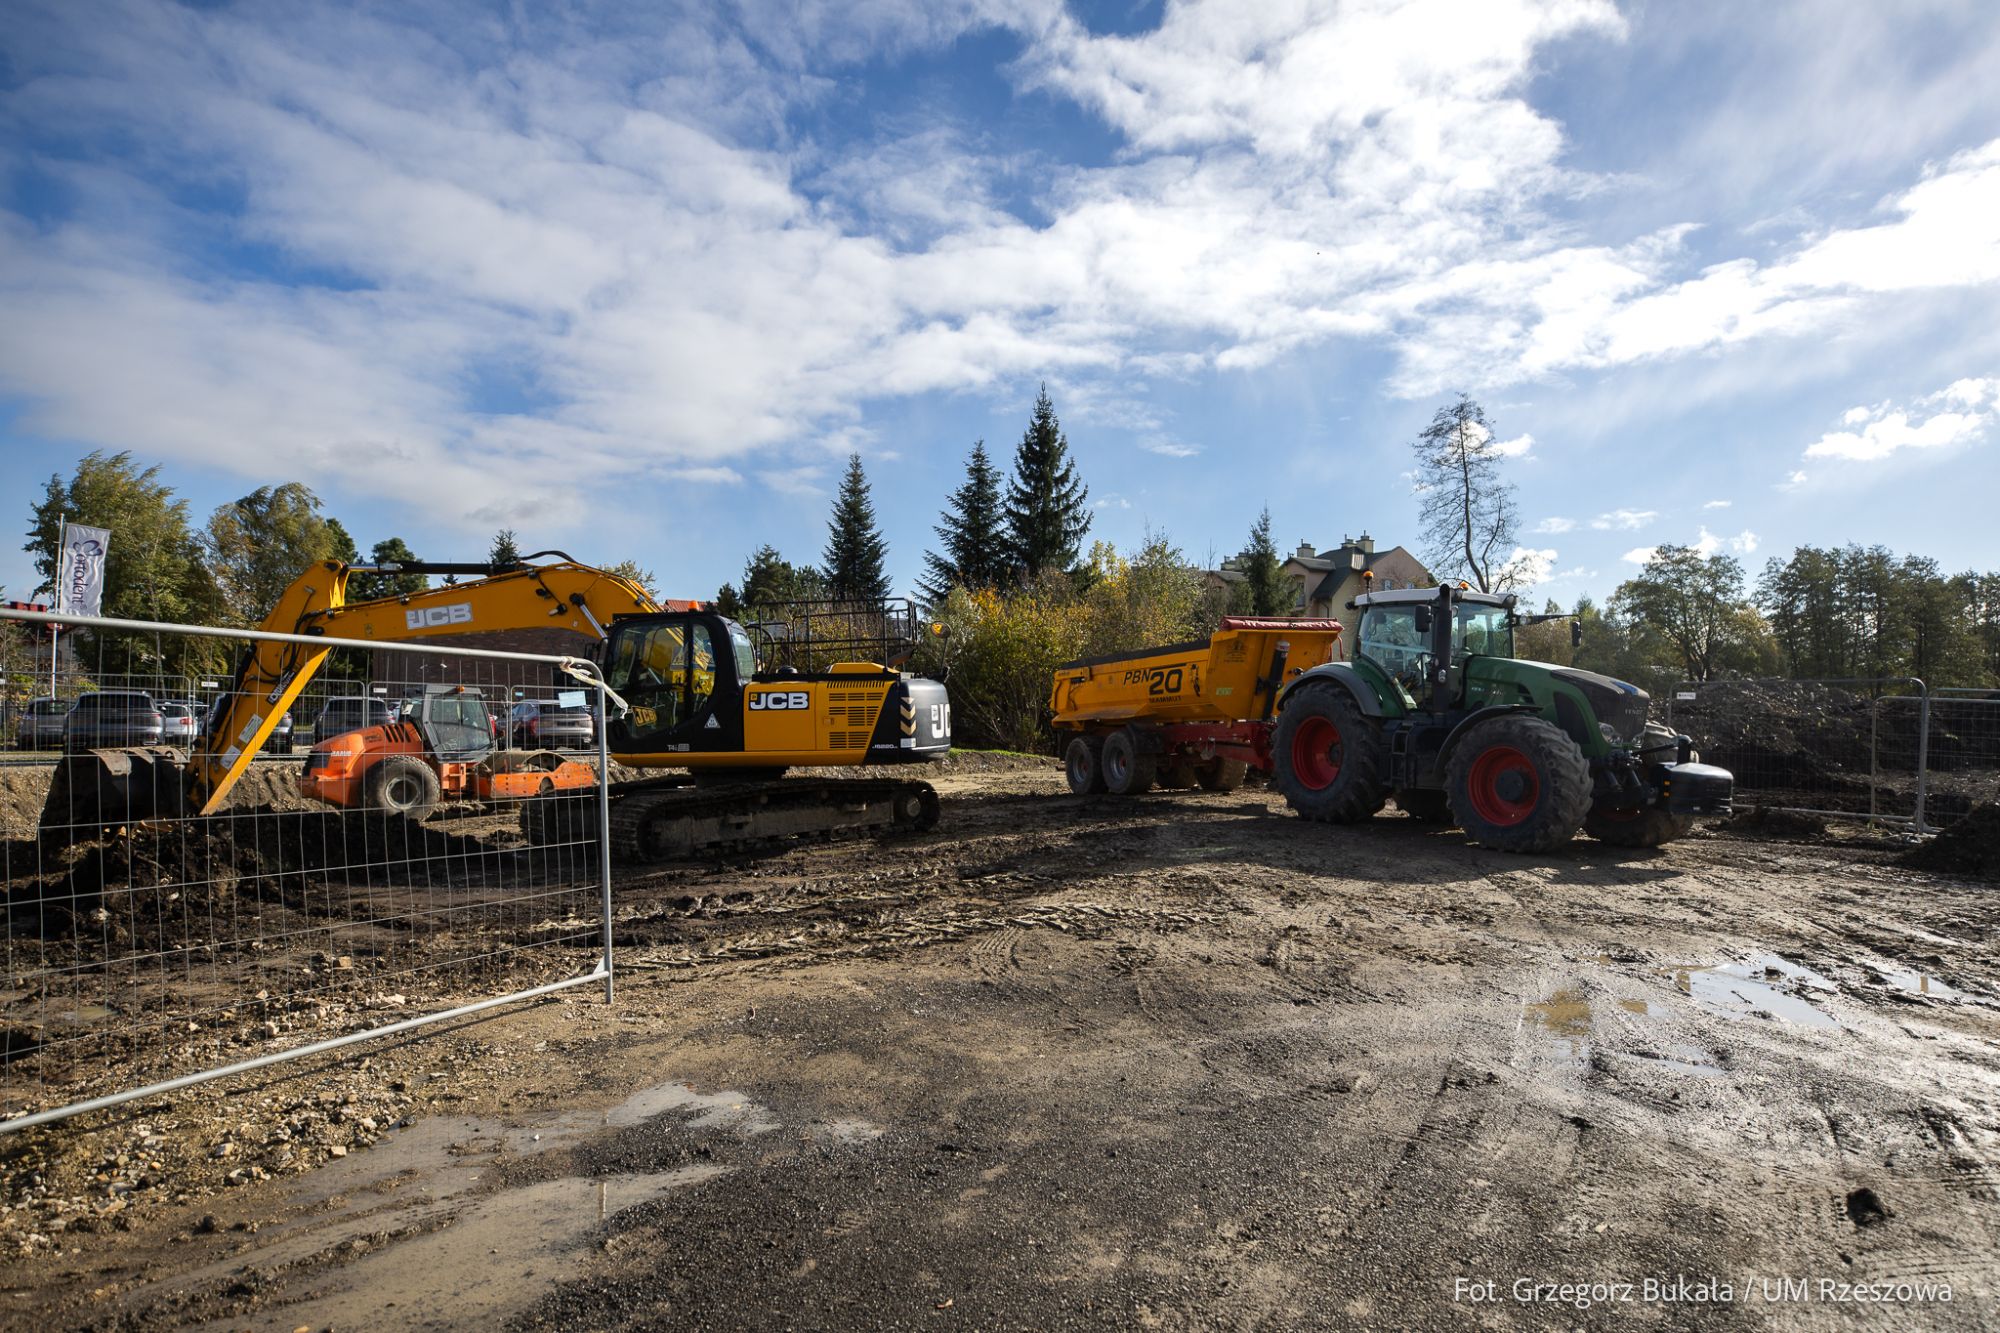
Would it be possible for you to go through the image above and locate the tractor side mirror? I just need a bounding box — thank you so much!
[1571,620,1584,649]
[1413,606,1432,634]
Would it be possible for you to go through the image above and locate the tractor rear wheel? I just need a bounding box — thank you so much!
[1196,759,1248,792]
[1064,734,1107,795]
[1273,687,1387,822]
[366,756,442,821]
[1102,727,1157,796]
[1585,806,1694,848]
[1445,715,1591,852]
[1395,788,1454,823]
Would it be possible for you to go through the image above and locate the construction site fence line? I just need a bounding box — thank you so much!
[0,607,616,1135]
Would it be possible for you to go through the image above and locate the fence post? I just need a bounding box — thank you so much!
[596,673,616,1004]
[1912,677,1931,836]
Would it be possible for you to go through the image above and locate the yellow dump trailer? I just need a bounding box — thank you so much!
[1049,618,1343,795]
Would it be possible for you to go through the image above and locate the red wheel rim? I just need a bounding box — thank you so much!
[1290,715,1342,790]
[1467,745,1539,825]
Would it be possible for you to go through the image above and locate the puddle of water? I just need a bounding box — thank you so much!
[1877,967,1963,1002]
[249,1165,729,1330]
[1525,987,1592,1039]
[1662,954,1839,1030]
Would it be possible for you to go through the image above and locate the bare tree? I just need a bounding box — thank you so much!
[1412,395,1519,593]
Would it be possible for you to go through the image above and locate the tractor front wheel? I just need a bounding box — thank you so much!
[1445,715,1591,853]
[1585,806,1694,848]
[1064,734,1107,795]
[1273,687,1387,822]
[366,756,442,822]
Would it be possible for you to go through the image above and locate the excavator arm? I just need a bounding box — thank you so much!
[191,556,662,814]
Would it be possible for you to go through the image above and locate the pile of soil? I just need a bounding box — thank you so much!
[14,808,515,941]
[1669,680,1887,790]
[1903,804,2000,880]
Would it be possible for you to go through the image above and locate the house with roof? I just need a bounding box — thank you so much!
[1280,534,1432,640]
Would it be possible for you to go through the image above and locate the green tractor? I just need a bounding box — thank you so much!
[1272,584,1732,852]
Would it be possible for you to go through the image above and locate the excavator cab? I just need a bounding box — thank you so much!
[600,609,951,769]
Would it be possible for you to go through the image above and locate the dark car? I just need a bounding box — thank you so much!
[15,696,70,750]
[310,697,397,743]
[509,698,597,750]
[64,691,165,751]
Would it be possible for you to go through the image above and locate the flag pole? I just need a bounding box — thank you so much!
[51,515,64,699]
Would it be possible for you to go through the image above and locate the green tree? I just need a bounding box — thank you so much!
[25,451,224,674]
[919,440,1008,605]
[1238,508,1285,616]
[489,528,522,567]
[1005,384,1091,581]
[205,482,347,624]
[1515,598,1575,665]
[737,545,826,614]
[822,453,890,603]
[1615,544,1754,682]
[325,517,359,565]
[346,537,430,604]
[1412,395,1518,593]
[604,559,660,602]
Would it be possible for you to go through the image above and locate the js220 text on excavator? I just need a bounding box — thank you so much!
[39,553,951,862]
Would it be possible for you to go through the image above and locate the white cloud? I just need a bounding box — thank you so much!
[1621,546,1659,565]
[1805,376,1998,461]
[1491,432,1535,458]
[1590,508,1658,531]
[1702,498,1732,509]
[1693,526,1759,556]
[1530,516,1575,534]
[1139,439,1201,458]
[1496,545,1557,589]
[1780,470,1809,490]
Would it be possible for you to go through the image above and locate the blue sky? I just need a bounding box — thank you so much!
[3,0,1998,608]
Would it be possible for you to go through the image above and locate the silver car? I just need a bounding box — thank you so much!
[160,700,202,745]
[14,696,70,750]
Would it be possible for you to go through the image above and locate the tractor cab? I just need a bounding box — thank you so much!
[1352,586,1518,712]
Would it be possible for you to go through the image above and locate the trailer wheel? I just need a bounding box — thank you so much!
[1394,787,1454,823]
[366,756,441,821]
[1585,806,1693,848]
[1102,727,1157,796]
[1445,715,1591,853]
[1064,735,1107,795]
[1196,759,1248,792]
[1273,686,1387,822]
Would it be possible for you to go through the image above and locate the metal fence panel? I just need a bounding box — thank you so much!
[1921,688,2000,830]
[1661,678,1929,828]
[1,609,612,1133]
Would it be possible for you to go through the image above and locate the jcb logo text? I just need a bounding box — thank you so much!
[748,691,811,711]
[406,603,473,630]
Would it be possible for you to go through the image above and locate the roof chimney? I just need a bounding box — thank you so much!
[1296,541,1314,559]
[1357,531,1374,553]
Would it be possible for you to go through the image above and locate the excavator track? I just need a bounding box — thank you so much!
[522,777,942,863]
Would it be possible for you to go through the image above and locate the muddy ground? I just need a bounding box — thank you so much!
[1,756,1997,1330]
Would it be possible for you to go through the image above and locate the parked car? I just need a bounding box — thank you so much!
[159,700,202,745]
[263,710,296,754]
[509,698,597,750]
[310,697,397,743]
[14,696,71,750]
[63,691,164,751]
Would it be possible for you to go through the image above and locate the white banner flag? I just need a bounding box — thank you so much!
[57,524,112,618]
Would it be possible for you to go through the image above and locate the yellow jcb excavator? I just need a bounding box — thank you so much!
[39,553,950,861]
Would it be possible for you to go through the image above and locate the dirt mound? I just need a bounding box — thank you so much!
[19,808,517,941]
[1669,680,1885,790]
[1903,805,2000,880]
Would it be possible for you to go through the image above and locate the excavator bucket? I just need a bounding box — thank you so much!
[37,747,191,851]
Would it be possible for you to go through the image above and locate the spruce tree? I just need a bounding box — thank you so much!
[822,454,890,603]
[1004,384,1091,580]
[488,528,522,567]
[918,440,1008,605]
[1241,507,1285,616]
